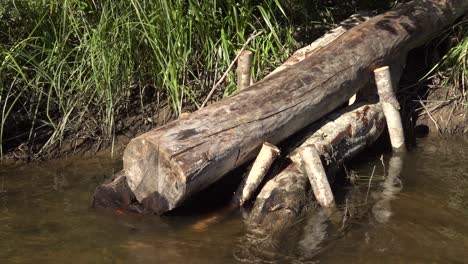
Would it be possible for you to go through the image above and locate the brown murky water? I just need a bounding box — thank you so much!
[1,136,467,263]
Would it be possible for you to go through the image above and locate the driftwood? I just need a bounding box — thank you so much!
[249,103,386,228]
[297,146,336,208]
[175,14,376,230]
[236,101,384,262]
[123,0,468,214]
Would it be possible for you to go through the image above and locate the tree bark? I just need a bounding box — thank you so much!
[374,66,407,151]
[237,50,254,91]
[249,103,385,228]
[124,0,468,214]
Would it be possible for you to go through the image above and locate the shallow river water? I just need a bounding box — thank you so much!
[1,136,467,263]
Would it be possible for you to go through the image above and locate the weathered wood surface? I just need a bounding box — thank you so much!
[92,170,144,213]
[124,0,468,214]
[93,12,367,214]
[268,11,372,76]
[250,103,385,228]
[240,103,385,262]
[297,146,336,208]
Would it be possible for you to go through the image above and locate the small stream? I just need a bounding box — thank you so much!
[1,136,467,263]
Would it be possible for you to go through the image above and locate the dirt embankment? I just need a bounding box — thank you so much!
[397,41,467,143]
[416,84,466,136]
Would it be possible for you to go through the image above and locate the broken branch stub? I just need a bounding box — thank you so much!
[374,66,406,152]
[237,50,254,92]
[297,145,335,208]
[234,142,280,207]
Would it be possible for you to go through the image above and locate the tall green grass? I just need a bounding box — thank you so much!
[0,0,297,157]
[424,18,467,118]
[0,0,409,158]
[430,19,467,94]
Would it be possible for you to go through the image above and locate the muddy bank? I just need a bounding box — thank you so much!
[3,81,465,164]
[415,82,467,135]
[3,20,467,163]
[3,76,466,165]
[1,101,178,162]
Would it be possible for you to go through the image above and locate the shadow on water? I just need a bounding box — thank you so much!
[0,135,467,263]
[232,135,468,263]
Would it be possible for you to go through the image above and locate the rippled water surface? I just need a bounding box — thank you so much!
[1,136,467,263]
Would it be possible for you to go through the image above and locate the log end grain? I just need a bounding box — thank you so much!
[92,170,145,213]
[123,137,186,214]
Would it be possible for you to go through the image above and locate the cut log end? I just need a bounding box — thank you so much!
[374,66,390,73]
[92,170,145,213]
[123,137,186,214]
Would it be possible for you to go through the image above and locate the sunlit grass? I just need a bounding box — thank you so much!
[426,19,467,100]
[0,0,297,157]
[0,0,416,158]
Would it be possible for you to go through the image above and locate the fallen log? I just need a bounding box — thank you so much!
[92,170,145,213]
[268,11,372,76]
[123,0,468,214]
[93,12,369,214]
[249,102,385,228]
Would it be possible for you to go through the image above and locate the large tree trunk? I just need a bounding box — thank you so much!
[123,0,468,214]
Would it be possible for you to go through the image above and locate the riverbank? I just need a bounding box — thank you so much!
[1,1,466,162]
[1,135,467,263]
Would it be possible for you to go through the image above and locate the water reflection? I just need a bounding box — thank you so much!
[299,208,328,253]
[0,137,467,263]
[372,153,404,224]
